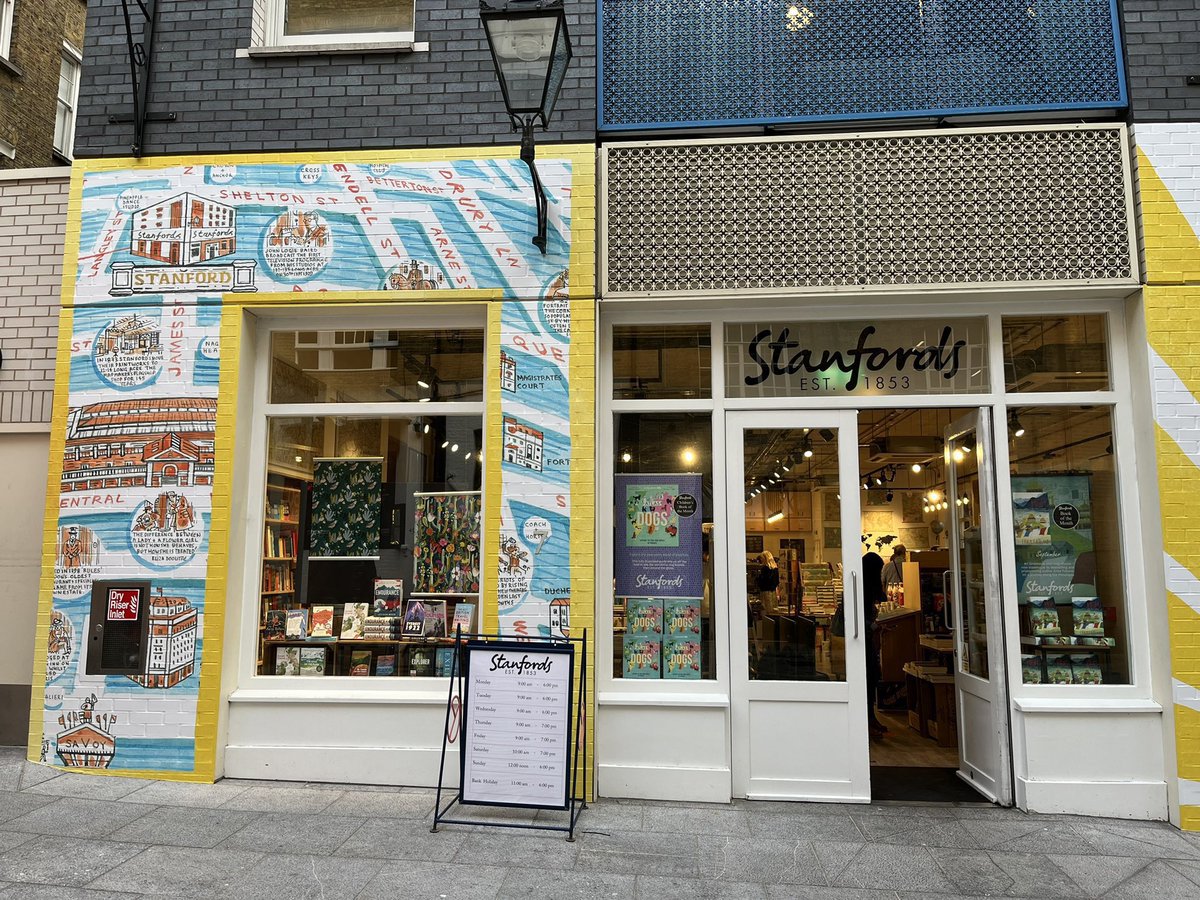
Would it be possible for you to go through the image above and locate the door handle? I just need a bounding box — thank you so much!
[851,571,859,640]
[942,569,952,632]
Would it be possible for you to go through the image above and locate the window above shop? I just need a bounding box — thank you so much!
[1002,314,1110,393]
[612,324,711,400]
[246,0,420,56]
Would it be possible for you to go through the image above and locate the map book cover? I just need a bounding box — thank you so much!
[372,579,404,617]
[299,647,326,676]
[664,598,701,637]
[1029,597,1061,636]
[663,636,701,679]
[1071,597,1104,637]
[285,608,308,640]
[340,602,369,639]
[349,649,372,676]
[623,637,661,678]
[625,598,664,636]
[309,605,335,639]
[1045,652,1073,685]
[275,646,300,676]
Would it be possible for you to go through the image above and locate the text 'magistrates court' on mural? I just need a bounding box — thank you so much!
[38,156,579,775]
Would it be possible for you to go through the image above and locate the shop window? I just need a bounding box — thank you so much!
[259,414,482,677]
[1003,315,1110,393]
[271,328,484,405]
[613,324,711,400]
[612,412,714,680]
[1007,405,1128,685]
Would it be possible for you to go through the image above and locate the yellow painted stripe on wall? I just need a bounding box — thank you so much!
[482,301,504,637]
[1176,704,1200,781]
[1137,150,1200,285]
[1154,425,1200,585]
[1168,592,1200,696]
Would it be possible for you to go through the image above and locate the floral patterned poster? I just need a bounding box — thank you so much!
[309,458,383,559]
[413,492,481,594]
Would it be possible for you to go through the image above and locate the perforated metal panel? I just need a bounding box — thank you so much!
[603,126,1135,296]
[601,0,1127,129]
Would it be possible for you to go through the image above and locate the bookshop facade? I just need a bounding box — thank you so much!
[28,146,597,785]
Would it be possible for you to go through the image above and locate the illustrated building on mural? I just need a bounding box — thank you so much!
[129,590,198,689]
[131,194,237,264]
[96,315,161,357]
[502,416,544,472]
[500,351,517,392]
[54,696,116,769]
[61,399,216,492]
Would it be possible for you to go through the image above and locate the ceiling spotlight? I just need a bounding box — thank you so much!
[802,436,814,459]
[928,490,941,503]
[781,458,792,472]
[767,509,785,524]
[417,379,430,389]
[1009,412,1025,438]
[450,443,459,452]
[911,463,922,474]
[621,451,632,463]
[874,475,883,486]
[295,455,303,463]
[885,491,894,503]
[681,447,698,466]
[952,448,965,463]
[442,441,450,448]
[818,428,835,443]
[418,397,431,403]
[423,423,431,434]
[962,495,970,505]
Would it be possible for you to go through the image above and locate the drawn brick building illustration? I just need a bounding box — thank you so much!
[131,193,236,264]
[96,315,160,356]
[128,590,198,689]
[502,416,544,472]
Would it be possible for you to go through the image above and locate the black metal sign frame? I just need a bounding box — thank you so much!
[431,628,588,840]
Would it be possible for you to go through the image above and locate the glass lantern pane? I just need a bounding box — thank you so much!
[486,15,558,113]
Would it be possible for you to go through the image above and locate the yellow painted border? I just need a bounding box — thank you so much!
[482,301,505,637]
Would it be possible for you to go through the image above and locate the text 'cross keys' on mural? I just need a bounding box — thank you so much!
[108,0,176,157]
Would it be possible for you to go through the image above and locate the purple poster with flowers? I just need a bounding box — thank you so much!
[614,474,703,598]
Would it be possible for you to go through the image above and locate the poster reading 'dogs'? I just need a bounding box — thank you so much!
[614,474,703,598]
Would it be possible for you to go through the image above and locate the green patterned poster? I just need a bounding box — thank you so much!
[413,492,481,594]
[309,457,383,559]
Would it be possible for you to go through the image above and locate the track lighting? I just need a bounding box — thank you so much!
[1009,411,1025,438]
[802,436,814,459]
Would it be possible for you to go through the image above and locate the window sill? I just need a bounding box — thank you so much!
[230,685,448,704]
[1012,697,1161,714]
[237,40,428,58]
[0,55,23,79]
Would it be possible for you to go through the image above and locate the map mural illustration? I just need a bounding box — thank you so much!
[38,155,579,774]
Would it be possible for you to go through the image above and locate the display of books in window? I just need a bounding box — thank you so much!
[340,602,369,639]
[376,654,397,676]
[373,579,404,617]
[409,646,435,676]
[362,617,404,641]
[309,605,335,640]
[1072,653,1102,685]
[263,608,287,640]
[285,608,308,640]
[275,646,300,676]
[299,647,326,677]
[451,601,476,635]
[349,650,372,676]
[1028,597,1061,636]
[435,647,456,677]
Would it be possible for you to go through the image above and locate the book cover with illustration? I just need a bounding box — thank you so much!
[275,646,300,676]
[435,647,456,677]
[1012,491,1052,544]
[664,598,701,636]
[452,602,476,635]
[422,600,447,638]
[1071,653,1103,685]
[349,649,372,676]
[285,608,308,640]
[1045,652,1073,685]
[1020,654,1043,684]
[625,598,664,636]
[309,605,335,639]
[409,646,435,676]
[1077,636,1116,647]
[340,602,369,639]
[1029,597,1061,636]
[263,608,287,640]
[299,647,326,676]
[623,637,661,678]
[663,636,701,679]
[1071,597,1104,636]
[625,484,681,546]
[372,579,404,617]
[376,654,396,676]
[402,599,428,637]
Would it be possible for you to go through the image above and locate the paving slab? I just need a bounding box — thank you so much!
[984,851,1088,898]
[227,851,386,900]
[0,791,56,826]
[2,798,158,840]
[1102,858,1200,899]
[360,858,510,900]
[746,811,865,842]
[0,833,35,855]
[217,784,343,814]
[320,787,437,820]
[497,866,637,899]
[697,835,827,886]
[452,830,580,869]
[87,845,265,898]
[638,873,770,898]
[0,884,142,899]
[0,835,145,888]
[218,812,365,856]
[108,804,264,849]
[119,778,251,808]
[822,842,958,893]
[1047,853,1153,898]
[643,805,753,837]
[337,817,469,862]
[26,773,150,802]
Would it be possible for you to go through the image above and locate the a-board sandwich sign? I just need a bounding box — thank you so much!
[460,640,575,810]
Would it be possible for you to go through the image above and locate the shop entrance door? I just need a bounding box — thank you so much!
[727,410,870,801]
[945,410,1013,804]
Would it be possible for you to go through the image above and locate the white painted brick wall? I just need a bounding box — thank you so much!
[0,171,69,424]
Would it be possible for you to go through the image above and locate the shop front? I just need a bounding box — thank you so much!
[595,125,1174,819]
[28,145,598,787]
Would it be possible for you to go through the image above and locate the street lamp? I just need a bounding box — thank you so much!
[480,0,573,254]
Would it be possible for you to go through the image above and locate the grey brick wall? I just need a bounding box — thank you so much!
[74,0,596,157]
[1122,0,1200,121]
[0,171,67,424]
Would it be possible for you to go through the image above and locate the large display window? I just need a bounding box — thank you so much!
[255,325,484,679]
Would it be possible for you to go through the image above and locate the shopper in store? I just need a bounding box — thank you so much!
[881,543,906,591]
[862,551,887,738]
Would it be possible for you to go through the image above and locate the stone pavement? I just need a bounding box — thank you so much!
[1,748,1199,899]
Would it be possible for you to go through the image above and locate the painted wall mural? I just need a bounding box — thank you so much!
[37,154,579,775]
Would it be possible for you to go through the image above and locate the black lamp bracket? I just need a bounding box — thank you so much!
[516,114,549,255]
[105,0,175,157]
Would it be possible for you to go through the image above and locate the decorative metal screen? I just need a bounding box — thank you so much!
[600,0,1127,130]
[603,126,1135,295]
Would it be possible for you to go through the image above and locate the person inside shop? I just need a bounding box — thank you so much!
[756,550,780,609]
[862,551,887,738]
[881,543,907,593]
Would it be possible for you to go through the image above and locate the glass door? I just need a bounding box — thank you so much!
[727,410,870,801]
[945,409,1013,804]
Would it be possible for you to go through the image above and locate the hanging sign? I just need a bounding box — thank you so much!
[614,473,704,598]
[724,318,988,398]
[460,640,574,809]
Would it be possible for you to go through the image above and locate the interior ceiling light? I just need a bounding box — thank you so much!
[681,447,698,465]
[952,448,966,463]
[802,436,814,459]
[818,428,835,443]
[1009,411,1026,438]
[911,463,922,473]
[423,423,431,434]
[767,509,785,524]
[621,451,632,463]
[417,379,430,389]
[442,441,450,448]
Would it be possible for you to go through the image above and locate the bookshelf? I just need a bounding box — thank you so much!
[258,474,305,673]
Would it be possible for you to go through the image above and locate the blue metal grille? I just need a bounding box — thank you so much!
[601,0,1126,130]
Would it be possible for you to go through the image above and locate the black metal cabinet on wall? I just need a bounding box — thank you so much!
[73,0,597,158]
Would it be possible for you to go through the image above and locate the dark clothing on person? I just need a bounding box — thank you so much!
[756,564,780,592]
[861,553,886,732]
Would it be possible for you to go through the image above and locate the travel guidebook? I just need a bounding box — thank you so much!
[372,579,404,617]
[663,636,701,679]
[1072,653,1103,685]
[452,601,476,634]
[625,598,664,636]
[309,605,335,640]
[1029,597,1061,636]
[623,637,661,678]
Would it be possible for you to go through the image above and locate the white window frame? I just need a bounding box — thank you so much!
[54,42,82,160]
[246,0,420,56]
[0,0,14,61]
